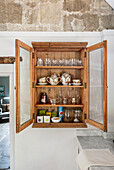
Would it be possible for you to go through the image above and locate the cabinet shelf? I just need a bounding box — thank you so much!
[32,122,87,128]
[35,104,84,107]
[36,66,84,69]
[36,85,84,88]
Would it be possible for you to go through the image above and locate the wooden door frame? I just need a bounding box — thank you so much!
[16,39,33,133]
[86,41,107,132]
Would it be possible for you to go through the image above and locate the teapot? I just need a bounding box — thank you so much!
[61,73,71,85]
[47,73,61,85]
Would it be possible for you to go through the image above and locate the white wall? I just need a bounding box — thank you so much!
[105,0,114,9]
[0,31,114,170]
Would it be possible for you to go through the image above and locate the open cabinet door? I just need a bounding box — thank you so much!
[16,39,33,133]
[86,41,107,132]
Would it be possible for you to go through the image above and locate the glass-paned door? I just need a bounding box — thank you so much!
[86,41,107,132]
[16,39,33,133]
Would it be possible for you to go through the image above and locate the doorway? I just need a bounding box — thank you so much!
[0,76,10,169]
[0,64,15,170]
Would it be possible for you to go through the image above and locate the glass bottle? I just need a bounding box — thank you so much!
[68,91,71,104]
[75,91,81,104]
[58,91,62,104]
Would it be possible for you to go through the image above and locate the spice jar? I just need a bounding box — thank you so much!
[72,97,76,104]
[40,92,47,104]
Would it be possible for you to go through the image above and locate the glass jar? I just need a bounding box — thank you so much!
[72,97,75,104]
[45,58,51,66]
[37,58,43,66]
[63,98,67,105]
[40,92,47,104]
[73,109,82,122]
[63,108,73,123]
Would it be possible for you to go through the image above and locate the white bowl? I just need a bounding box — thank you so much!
[51,117,60,123]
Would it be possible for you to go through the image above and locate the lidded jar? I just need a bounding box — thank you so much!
[73,108,82,122]
[63,108,73,123]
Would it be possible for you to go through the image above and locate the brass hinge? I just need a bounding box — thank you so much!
[32,53,34,59]
[103,41,106,47]
[84,113,87,119]
[84,82,87,89]
[84,52,86,58]
[104,126,107,132]
[32,82,35,88]
[33,113,35,119]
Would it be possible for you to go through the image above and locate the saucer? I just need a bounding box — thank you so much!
[38,83,47,85]
[72,83,82,86]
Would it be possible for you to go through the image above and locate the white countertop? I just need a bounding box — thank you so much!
[76,136,114,170]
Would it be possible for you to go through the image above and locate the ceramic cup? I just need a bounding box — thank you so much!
[73,79,80,83]
[39,77,46,83]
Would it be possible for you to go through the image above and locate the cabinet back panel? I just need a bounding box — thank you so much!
[35,51,85,122]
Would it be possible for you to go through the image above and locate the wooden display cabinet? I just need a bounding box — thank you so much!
[16,40,107,133]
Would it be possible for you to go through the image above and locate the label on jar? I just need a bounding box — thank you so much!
[41,96,46,103]
[41,98,45,103]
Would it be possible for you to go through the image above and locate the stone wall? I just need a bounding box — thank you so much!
[0,0,114,31]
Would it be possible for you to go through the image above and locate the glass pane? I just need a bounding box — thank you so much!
[20,47,31,125]
[88,48,103,124]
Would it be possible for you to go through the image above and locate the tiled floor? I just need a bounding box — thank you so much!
[0,120,10,170]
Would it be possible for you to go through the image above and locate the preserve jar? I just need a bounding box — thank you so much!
[63,108,73,123]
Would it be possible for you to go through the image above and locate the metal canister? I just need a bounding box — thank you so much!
[58,107,63,122]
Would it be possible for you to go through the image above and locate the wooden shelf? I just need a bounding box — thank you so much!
[36,85,84,88]
[35,104,84,107]
[36,66,84,69]
[32,122,87,128]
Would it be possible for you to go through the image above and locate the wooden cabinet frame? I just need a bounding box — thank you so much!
[15,40,107,132]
